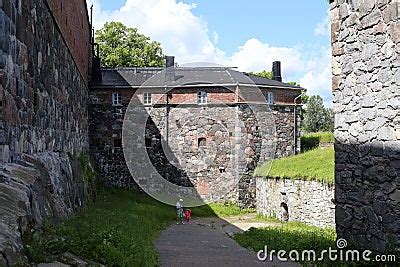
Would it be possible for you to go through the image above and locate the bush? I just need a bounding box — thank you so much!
[301,132,334,152]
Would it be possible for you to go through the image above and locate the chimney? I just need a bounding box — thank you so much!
[165,56,175,68]
[272,61,282,82]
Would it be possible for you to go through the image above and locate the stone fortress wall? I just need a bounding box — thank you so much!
[256,177,335,228]
[0,0,92,264]
[330,0,400,252]
[89,85,301,207]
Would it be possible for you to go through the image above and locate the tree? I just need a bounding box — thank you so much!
[250,70,273,79]
[287,81,300,86]
[95,22,164,68]
[302,95,334,133]
[250,70,300,86]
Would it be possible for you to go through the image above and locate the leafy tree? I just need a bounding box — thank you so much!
[302,95,334,133]
[250,70,300,86]
[287,81,300,86]
[95,22,164,68]
[250,70,273,79]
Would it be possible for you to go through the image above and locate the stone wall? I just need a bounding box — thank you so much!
[331,0,400,252]
[0,0,91,264]
[0,0,90,161]
[89,86,301,206]
[46,0,92,83]
[256,177,335,228]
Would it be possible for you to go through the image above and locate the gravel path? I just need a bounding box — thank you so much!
[154,217,299,267]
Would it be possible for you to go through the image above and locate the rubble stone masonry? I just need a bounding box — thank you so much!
[89,86,301,207]
[330,0,400,252]
[0,0,91,264]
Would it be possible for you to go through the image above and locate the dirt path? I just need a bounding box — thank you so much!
[154,215,299,266]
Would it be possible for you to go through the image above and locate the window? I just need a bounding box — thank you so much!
[266,92,274,105]
[197,91,207,104]
[143,92,152,105]
[145,138,152,148]
[112,92,122,106]
[198,137,206,147]
[113,138,122,148]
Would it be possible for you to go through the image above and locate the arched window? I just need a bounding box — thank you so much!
[198,137,206,147]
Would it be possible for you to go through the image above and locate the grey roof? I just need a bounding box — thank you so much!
[90,67,304,90]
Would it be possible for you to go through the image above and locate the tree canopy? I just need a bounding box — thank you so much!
[250,70,300,86]
[302,95,334,133]
[250,70,272,79]
[95,22,165,68]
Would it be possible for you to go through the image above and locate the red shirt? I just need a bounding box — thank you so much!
[185,209,191,219]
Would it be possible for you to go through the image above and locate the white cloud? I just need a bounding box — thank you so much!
[299,47,333,106]
[88,0,333,105]
[227,38,304,81]
[314,11,330,36]
[87,0,225,63]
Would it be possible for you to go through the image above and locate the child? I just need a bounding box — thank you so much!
[185,209,192,224]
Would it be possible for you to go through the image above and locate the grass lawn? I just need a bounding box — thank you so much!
[24,187,177,266]
[234,222,336,262]
[254,147,334,184]
[193,202,255,217]
[302,131,334,143]
[23,187,256,266]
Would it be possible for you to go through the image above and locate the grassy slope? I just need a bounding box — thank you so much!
[25,187,176,266]
[24,187,256,266]
[234,222,336,261]
[254,147,334,184]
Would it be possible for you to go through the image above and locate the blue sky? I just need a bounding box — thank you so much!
[89,0,332,105]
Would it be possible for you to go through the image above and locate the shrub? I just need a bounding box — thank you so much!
[301,132,334,152]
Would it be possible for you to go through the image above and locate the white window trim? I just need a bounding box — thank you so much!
[197,91,207,105]
[267,92,274,105]
[143,92,152,105]
[112,92,122,106]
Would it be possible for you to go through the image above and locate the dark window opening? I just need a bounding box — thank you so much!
[219,167,225,173]
[280,202,289,222]
[198,137,206,147]
[145,138,152,148]
[113,138,122,148]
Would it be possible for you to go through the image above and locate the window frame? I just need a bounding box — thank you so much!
[197,91,207,105]
[143,92,152,105]
[112,92,122,106]
[266,91,274,105]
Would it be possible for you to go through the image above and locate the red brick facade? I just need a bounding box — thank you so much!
[46,0,91,83]
[90,87,301,106]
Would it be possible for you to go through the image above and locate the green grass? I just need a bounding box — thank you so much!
[234,222,336,262]
[301,132,334,152]
[24,187,178,266]
[193,202,256,217]
[254,147,334,184]
[23,187,255,266]
[304,132,334,143]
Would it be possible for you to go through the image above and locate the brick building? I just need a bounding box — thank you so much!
[89,59,304,206]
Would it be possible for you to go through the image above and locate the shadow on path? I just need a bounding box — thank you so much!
[154,216,299,267]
